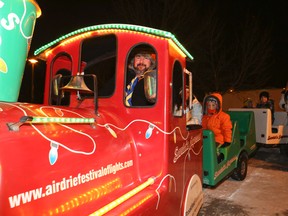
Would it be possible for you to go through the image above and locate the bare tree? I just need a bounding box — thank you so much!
[188,2,274,94]
[187,2,234,94]
[112,0,207,51]
[113,0,195,33]
[112,0,274,96]
[230,14,273,90]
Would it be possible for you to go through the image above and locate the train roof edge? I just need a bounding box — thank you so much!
[34,23,193,61]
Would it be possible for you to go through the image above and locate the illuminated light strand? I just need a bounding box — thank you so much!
[45,50,53,58]
[34,24,193,60]
[48,178,122,215]
[97,29,164,41]
[61,32,92,46]
[89,177,155,216]
[3,103,97,166]
[120,193,154,216]
[98,119,189,141]
[30,116,95,124]
[168,39,187,58]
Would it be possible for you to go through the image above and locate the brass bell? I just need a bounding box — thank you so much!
[60,74,93,93]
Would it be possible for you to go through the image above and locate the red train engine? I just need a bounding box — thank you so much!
[0,24,203,215]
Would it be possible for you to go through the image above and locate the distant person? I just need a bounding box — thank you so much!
[174,86,203,125]
[279,82,288,126]
[243,98,253,108]
[279,81,288,113]
[125,52,156,106]
[256,91,275,123]
[190,94,203,125]
[279,90,288,113]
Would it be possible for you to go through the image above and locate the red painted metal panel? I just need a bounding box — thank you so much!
[0,27,203,215]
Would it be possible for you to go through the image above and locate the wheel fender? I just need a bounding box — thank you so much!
[181,174,203,216]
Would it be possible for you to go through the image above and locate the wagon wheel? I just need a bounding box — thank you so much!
[231,152,248,181]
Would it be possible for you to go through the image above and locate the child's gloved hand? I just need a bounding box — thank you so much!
[222,142,231,147]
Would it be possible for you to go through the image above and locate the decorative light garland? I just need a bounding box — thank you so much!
[34,23,193,60]
[30,116,95,124]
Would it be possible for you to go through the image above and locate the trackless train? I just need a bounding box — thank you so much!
[2,1,287,215]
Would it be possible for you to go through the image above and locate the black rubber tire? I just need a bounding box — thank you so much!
[231,152,248,181]
[280,144,288,157]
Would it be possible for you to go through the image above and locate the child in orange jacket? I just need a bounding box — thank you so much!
[202,93,232,147]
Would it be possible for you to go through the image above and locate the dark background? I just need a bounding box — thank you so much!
[19,0,288,103]
[19,1,124,103]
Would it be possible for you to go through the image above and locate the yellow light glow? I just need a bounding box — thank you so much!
[89,177,155,216]
[168,39,187,58]
[120,193,154,216]
[47,178,121,215]
[96,29,164,41]
[61,32,92,46]
[28,58,38,64]
[45,50,53,58]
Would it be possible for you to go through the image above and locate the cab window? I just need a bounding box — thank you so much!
[173,61,184,116]
[50,54,72,106]
[81,35,116,97]
[125,44,157,107]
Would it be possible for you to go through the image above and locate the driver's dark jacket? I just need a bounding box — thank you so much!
[126,69,151,106]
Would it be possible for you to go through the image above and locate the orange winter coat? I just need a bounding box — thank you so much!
[202,93,232,145]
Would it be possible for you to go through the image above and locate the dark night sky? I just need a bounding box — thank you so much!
[21,0,124,102]
[29,1,123,54]
[20,0,288,103]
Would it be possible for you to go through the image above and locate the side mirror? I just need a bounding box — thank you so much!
[51,74,66,105]
[52,74,62,97]
[144,69,157,103]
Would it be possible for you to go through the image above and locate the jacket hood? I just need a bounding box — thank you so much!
[203,92,223,115]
